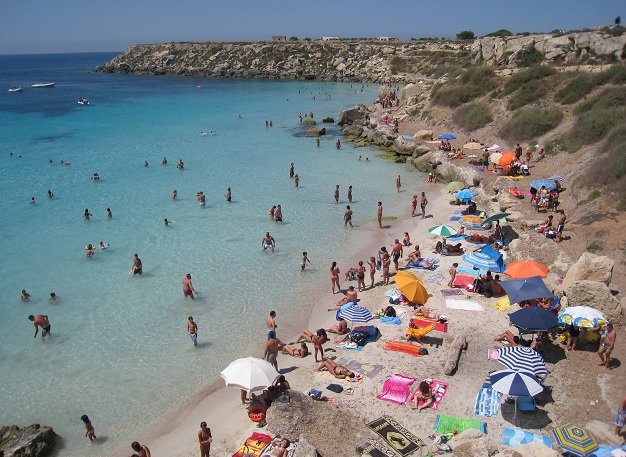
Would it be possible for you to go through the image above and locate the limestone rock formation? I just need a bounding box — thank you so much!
[448,429,490,457]
[337,105,369,126]
[0,424,58,457]
[564,280,622,324]
[414,130,433,140]
[562,252,613,289]
[305,127,325,136]
[321,117,334,123]
[302,119,316,126]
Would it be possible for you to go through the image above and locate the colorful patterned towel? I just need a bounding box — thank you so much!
[500,428,552,448]
[407,262,439,270]
[452,275,474,288]
[319,370,364,388]
[474,383,502,417]
[335,358,384,378]
[449,216,462,221]
[427,273,444,284]
[434,414,487,434]
[376,374,416,405]
[233,432,273,457]
[356,440,396,457]
[440,289,464,297]
[367,416,425,456]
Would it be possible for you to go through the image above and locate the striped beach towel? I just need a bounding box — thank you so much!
[474,383,502,417]
[500,428,552,448]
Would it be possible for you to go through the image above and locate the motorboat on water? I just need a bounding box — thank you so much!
[78,98,90,105]
[8,86,23,92]
[31,82,55,88]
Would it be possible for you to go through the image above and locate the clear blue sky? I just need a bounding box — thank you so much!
[1,0,622,54]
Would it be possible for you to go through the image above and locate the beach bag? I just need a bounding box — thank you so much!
[348,331,366,346]
[327,383,343,393]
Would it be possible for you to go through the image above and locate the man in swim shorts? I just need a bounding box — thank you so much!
[344,205,353,228]
[266,311,277,340]
[183,274,196,300]
[598,323,616,369]
[262,232,275,252]
[187,316,198,346]
[264,331,285,371]
[132,254,142,275]
[334,185,340,203]
[29,314,51,339]
[391,239,403,272]
[197,191,206,207]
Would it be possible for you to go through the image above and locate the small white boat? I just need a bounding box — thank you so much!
[78,98,90,105]
[8,86,23,92]
[31,82,55,88]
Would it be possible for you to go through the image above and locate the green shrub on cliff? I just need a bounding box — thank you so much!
[452,102,493,131]
[485,29,513,37]
[456,31,475,40]
[503,65,556,95]
[499,107,563,141]
[554,74,595,104]
[519,46,544,67]
[508,80,547,110]
[432,67,496,107]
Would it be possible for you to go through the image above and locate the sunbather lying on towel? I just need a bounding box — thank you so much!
[281,342,308,358]
[316,359,356,379]
[270,438,291,457]
[413,259,436,269]
[410,380,434,412]
[494,330,539,350]
[435,241,463,254]
[414,305,441,321]
[325,317,349,335]
[296,329,327,362]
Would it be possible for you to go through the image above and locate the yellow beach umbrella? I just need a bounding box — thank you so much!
[394,271,429,305]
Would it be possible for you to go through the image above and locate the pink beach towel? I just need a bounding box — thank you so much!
[376,374,416,405]
[411,379,449,410]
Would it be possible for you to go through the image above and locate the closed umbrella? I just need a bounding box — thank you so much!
[428,225,457,237]
[509,307,558,332]
[394,270,429,304]
[444,181,466,192]
[530,179,557,191]
[456,188,478,203]
[558,306,607,328]
[552,424,599,457]
[500,276,555,304]
[496,346,548,378]
[338,303,374,324]
[220,357,280,395]
[503,260,549,279]
[482,213,511,225]
[437,133,457,140]
[499,152,517,167]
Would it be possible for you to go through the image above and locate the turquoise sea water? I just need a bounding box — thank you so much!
[0,53,415,456]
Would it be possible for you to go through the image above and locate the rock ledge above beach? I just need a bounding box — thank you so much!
[0,424,58,457]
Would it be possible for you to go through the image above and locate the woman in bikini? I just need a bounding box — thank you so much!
[197,421,212,457]
[296,329,327,362]
[368,256,376,289]
[281,342,308,358]
[316,359,356,380]
[355,260,366,292]
[414,305,440,321]
[382,251,391,286]
[330,261,341,294]
[410,380,434,412]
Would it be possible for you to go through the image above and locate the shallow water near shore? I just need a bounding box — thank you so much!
[0,53,419,455]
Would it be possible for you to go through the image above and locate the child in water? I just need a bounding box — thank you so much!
[301,252,311,271]
[81,415,96,441]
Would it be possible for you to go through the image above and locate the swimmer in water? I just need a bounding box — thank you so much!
[49,292,58,302]
[172,189,177,199]
[86,244,95,258]
[262,232,276,252]
[83,209,93,220]
[200,131,206,136]
[197,191,206,207]
[30,197,36,204]
[225,187,231,202]
[91,173,100,180]
[106,208,112,218]
[98,241,106,249]
[21,290,31,301]
[144,161,149,167]
[164,218,169,226]
[177,160,184,170]
[162,157,167,165]
[46,190,54,198]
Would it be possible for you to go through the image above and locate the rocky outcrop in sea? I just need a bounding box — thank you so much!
[0,424,58,457]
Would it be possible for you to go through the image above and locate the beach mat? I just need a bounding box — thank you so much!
[501,428,552,448]
[366,416,425,456]
[456,266,484,276]
[445,298,484,311]
[591,445,626,457]
[452,275,474,288]
[446,235,466,242]
[383,341,423,357]
[335,358,384,378]
[407,262,439,271]
[260,437,298,456]
[449,216,461,221]
[356,440,396,457]
[474,382,502,417]
[376,374,416,405]
[440,289,464,297]
[434,414,487,435]
[232,432,273,457]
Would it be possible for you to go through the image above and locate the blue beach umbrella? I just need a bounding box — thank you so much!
[500,276,555,304]
[490,369,543,397]
[530,179,557,190]
[338,304,374,324]
[455,188,478,203]
[509,306,558,332]
[438,133,457,140]
[462,246,505,272]
[496,346,548,378]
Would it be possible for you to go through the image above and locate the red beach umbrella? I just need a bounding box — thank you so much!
[504,260,549,279]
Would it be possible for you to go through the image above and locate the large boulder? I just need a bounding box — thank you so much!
[492,176,513,195]
[0,424,58,457]
[414,129,433,140]
[337,105,369,126]
[392,137,430,157]
[562,252,613,289]
[448,429,490,457]
[564,280,622,324]
[305,127,325,136]
[302,119,316,126]
[321,117,334,123]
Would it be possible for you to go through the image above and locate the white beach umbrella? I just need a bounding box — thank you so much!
[220,356,279,395]
[489,153,503,164]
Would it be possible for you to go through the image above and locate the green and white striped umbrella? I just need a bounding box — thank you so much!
[428,225,458,237]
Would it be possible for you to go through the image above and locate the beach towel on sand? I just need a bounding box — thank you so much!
[474,382,502,417]
[336,357,384,378]
[452,275,474,288]
[376,374,416,405]
[367,416,425,456]
[440,289,465,297]
[445,298,484,311]
[427,273,444,284]
[434,414,487,434]
[413,379,448,410]
[492,296,512,311]
[232,432,272,457]
[260,437,298,456]
[500,428,552,448]
[407,262,439,271]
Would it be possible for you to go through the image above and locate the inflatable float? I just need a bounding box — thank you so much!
[383,340,423,357]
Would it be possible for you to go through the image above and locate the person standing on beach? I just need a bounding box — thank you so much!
[615,394,626,437]
[183,274,197,299]
[411,195,418,217]
[83,209,92,220]
[187,316,198,345]
[598,323,616,369]
[420,192,428,219]
[368,256,376,289]
[80,415,96,442]
[264,331,285,371]
[391,239,403,272]
[289,163,294,178]
[344,205,353,228]
[334,185,340,203]
[131,441,151,457]
[330,261,341,293]
[448,263,458,287]
[132,254,143,275]
[28,314,50,339]
[556,210,566,242]
[396,175,401,192]
[377,202,383,228]
[347,185,353,203]
[266,311,277,340]
[198,421,212,457]
[381,249,391,285]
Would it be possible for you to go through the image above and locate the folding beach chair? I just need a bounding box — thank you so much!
[517,396,536,413]
[406,323,434,343]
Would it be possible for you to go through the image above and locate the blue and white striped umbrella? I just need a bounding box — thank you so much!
[338,304,374,324]
[496,346,548,378]
[462,252,505,272]
[490,369,543,397]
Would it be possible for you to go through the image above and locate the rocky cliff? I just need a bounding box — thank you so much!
[95,29,625,83]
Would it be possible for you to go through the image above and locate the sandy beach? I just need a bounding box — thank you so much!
[146,107,625,457]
